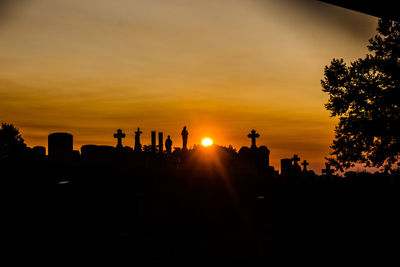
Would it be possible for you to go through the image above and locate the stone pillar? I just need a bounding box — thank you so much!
[151,131,156,152]
[158,132,163,154]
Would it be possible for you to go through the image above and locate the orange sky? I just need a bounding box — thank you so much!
[0,0,378,173]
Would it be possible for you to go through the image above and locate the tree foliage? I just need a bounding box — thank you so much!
[322,19,400,171]
[0,123,26,160]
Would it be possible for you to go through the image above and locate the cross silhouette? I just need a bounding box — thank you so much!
[301,160,309,171]
[322,163,334,176]
[135,127,142,136]
[134,127,143,151]
[114,129,125,149]
[292,154,300,165]
[248,129,260,149]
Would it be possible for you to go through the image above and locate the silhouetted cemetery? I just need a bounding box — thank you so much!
[1,125,400,264]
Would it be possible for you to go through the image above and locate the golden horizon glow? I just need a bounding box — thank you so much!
[0,0,378,173]
[202,138,213,147]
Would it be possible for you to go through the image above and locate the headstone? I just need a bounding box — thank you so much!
[113,129,125,149]
[322,163,334,176]
[258,145,270,166]
[73,150,80,161]
[291,154,301,175]
[48,132,73,162]
[81,145,115,162]
[32,146,46,158]
[292,154,300,165]
[238,146,250,156]
[281,158,292,176]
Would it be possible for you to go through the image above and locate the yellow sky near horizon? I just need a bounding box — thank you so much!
[0,0,378,172]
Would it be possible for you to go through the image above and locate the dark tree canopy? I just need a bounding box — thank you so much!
[322,19,400,171]
[0,123,26,160]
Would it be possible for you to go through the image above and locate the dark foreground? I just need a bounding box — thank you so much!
[2,155,400,264]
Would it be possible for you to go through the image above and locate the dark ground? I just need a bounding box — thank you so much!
[2,154,400,264]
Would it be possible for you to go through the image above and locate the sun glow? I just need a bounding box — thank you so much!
[202,138,213,147]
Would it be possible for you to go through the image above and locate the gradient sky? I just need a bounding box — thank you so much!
[0,0,378,172]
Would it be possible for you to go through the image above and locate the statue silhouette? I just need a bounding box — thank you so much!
[181,126,188,151]
[165,135,172,154]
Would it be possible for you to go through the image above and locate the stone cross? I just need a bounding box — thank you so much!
[247,129,260,149]
[114,129,125,149]
[301,160,309,171]
[134,127,142,152]
[322,163,334,176]
[292,154,300,165]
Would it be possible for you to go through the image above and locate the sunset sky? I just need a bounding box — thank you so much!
[0,0,378,172]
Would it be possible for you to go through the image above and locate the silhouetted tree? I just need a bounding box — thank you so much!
[322,19,400,171]
[0,123,26,160]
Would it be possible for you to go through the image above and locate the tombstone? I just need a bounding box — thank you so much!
[113,129,126,149]
[239,144,270,169]
[165,136,172,154]
[134,127,143,152]
[301,160,309,172]
[151,131,156,152]
[281,158,292,176]
[258,145,270,166]
[238,146,251,163]
[292,154,300,165]
[322,163,334,176]
[81,145,116,162]
[238,146,250,155]
[247,129,260,149]
[158,132,163,154]
[32,146,46,158]
[291,154,301,175]
[81,145,97,160]
[181,126,188,151]
[73,150,80,161]
[48,132,73,162]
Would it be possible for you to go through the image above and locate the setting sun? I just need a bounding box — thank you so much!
[202,138,213,147]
